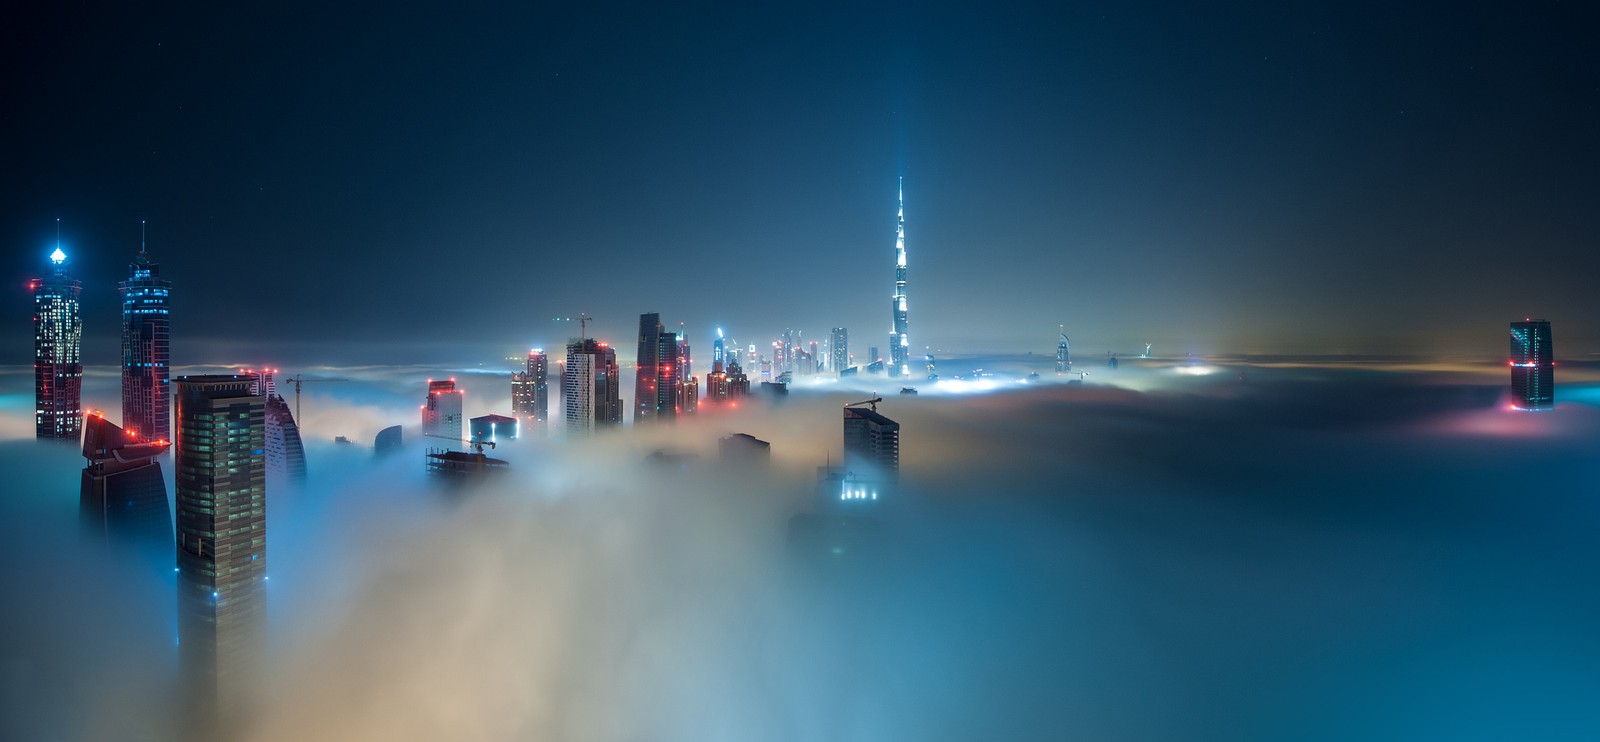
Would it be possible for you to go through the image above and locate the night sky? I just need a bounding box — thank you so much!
[5,2,1598,363]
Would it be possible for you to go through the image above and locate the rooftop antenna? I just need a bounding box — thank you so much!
[140,220,147,255]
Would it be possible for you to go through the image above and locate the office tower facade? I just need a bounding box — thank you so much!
[422,379,464,441]
[243,368,305,488]
[634,313,663,422]
[511,349,549,425]
[1056,328,1070,374]
[1510,320,1554,410]
[654,331,681,421]
[173,376,266,727]
[844,403,900,484]
[678,332,692,379]
[725,359,750,399]
[678,377,699,415]
[712,328,725,369]
[80,410,171,553]
[889,178,910,377]
[120,238,171,443]
[33,247,83,439]
[830,328,849,375]
[564,338,622,435]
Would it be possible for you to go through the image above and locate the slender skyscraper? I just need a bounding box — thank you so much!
[174,375,266,729]
[1056,327,1070,375]
[654,331,681,421]
[1509,319,1554,410]
[33,236,83,440]
[565,338,622,435]
[121,223,172,443]
[511,349,548,427]
[830,327,849,375]
[634,313,663,422]
[889,178,910,378]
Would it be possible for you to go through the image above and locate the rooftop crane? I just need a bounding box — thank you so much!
[844,396,884,412]
[424,433,496,455]
[281,375,350,424]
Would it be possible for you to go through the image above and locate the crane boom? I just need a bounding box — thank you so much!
[844,397,883,412]
[424,433,496,455]
[281,375,350,423]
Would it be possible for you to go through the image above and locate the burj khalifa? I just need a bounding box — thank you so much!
[889,178,910,377]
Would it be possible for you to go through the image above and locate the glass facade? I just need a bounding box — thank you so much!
[1509,320,1554,410]
[34,249,83,439]
[564,339,621,435]
[121,246,172,443]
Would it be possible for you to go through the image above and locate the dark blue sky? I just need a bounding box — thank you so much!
[5,2,1598,363]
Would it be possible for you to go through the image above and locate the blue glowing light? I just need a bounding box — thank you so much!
[49,248,66,264]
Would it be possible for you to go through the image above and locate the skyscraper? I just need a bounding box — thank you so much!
[634,313,663,423]
[678,376,699,415]
[654,330,682,421]
[889,178,910,378]
[1056,327,1070,375]
[511,349,549,426]
[1510,319,1554,410]
[565,338,622,435]
[173,375,266,728]
[712,328,725,369]
[843,400,900,484]
[80,410,171,553]
[121,226,171,443]
[422,379,464,441]
[33,242,83,439]
[830,327,849,375]
[242,369,306,488]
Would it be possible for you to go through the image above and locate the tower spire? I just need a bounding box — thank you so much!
[141,220,147,255]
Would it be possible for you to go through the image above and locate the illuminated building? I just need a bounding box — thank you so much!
[80,410,171,553]
[705,369,729,404]
[843,402,899,484]
[868,345,880,371]
[649,330,681,421]
[422,379,464,441]
[809,341,820,373]
[719,433,769,464]
[634,313,663,423]
[564,338,621,435]
[678,331,692,379]
[725,359,750,400]
[120,228,171,443]
[1510,319,1554,410]
[511,349,549,425]
[33,244,83,439]
[830,327,849,376]
[1056,327,1070,374]
[889,178,910,377]
[678,377,699,415]
[712,328,725,368]
[469,413,518,441]
[925,352,937,380]
[173,375,266,728]
[374,425,402,455]
[243,369,305,488]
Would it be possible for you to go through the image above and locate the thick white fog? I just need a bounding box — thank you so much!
[4,357,1600,740]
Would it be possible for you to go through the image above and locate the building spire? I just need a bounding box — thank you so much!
[140,220,147,255]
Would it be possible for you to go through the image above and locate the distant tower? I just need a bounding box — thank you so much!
[712,328,725,369]
[925,350,937,381]
[423,379,464,441]
[1056,327,1070,375]
[565,338,621,435]
[678,327,692,379]
[121,222,172,443]
[889,178,911,378]
[242,368,305,488]
[80,410,171,554]
[173,375,266,729]
[1509,319,1554,410]
[830,327,849,375]
[511,349,549,427]
[33,236,83,440]
[634,313,663,423]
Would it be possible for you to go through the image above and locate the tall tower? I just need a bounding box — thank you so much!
[565,338,621,435]
[422,379,464,441]
[889,178,910,378]
[173,375,266,729]
[121,223,172,443]
[830,327,849,374]
[654,331,681,421]
[1056,327,1070,375]
[634,313,663,422]
[1509,320,1554,410]
[33,236,83,440]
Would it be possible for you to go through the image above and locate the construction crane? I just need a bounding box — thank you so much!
[424,433,496,455]
[281,375,350,424]
[844,396,884,412]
